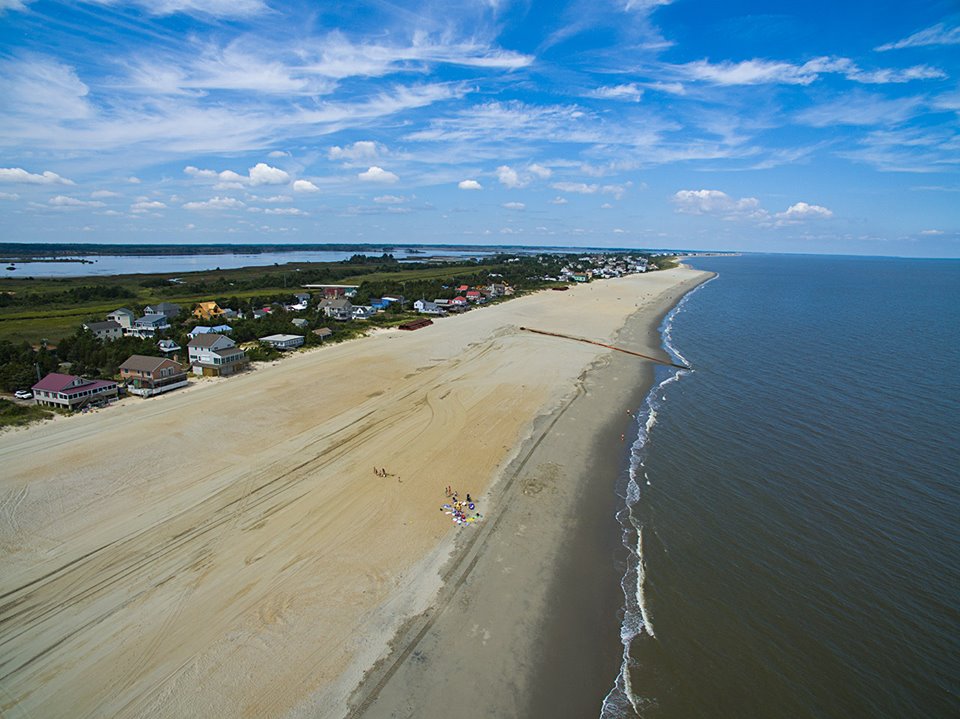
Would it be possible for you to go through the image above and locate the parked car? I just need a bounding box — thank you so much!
[14,390,33,400]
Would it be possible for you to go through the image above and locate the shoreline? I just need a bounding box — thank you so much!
[0,268,711,719]
[342,270,714,718]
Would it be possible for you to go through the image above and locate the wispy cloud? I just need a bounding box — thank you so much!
[676,56,944,86]
[876,22,960,51]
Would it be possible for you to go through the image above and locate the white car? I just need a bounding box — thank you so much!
[14,390,32,400]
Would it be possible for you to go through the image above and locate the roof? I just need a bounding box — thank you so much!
[32,372,116,394]
[211,324,233,332]
[108,307,134,316]
[195,301,220,309]
[120,355,176,373]
[213,347,244,358]
[321,297,353,309]
[188,333,234,349]
[189,326,214,335]
[136,313,168,325]
[150,302,180,311]
[313,327,333,337]
[260,334,304,342]
[85,320,121,332]
[158,339,180,349]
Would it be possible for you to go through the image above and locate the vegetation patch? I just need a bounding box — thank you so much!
[0,399,54,429]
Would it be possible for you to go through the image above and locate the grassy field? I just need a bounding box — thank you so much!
[0,399,54,428]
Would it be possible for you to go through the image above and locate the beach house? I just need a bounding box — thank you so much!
[84,320,123,341]
[413,299,446,315]
[129,313,171,338]
[319,297,354,321]
[187,334,248,376]
[31,372,119,410]
[259,334,305,350]
[119,355,188,397]
[143,302,181,319]
[106,308,135,329]
[193,301,226,320]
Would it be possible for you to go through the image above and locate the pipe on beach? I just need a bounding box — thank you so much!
[519,326,691,371]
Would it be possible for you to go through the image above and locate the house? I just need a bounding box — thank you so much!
[220,308,240,320]
[571,273,589,283]
[319,298,354,321]
[465,290,483,303]
[370,298,390,310]
[456,284,470,293]
[352,305,377,320]
[251,309,269,319]
[301,284,359,299]
[84,320,123,341]
[451,296,468,307]
[312,327,333,342]
[193,301,226,320]
[413,299,445,315]
[143,302,181,319]
[259,334,304,350]
[157,339,180,355]
[107,308,135,329]
[294,292,311,305]
[119,355,188,397]
[129,313,170,338]
[291,318,309,329]
[31,372,118,410]
[486,283,514,297]
[187,334,248,376]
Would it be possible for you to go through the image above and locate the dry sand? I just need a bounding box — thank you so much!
[0,267,710,719]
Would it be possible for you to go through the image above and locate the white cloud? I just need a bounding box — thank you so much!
[549,196,568,204]
[128,176,142,184]
[90,190,119,198]
[329,141,382,162]
[920,229,944,235]
[256,194,293,203]
[186,162,290,187]
[0,56,93,121]
[182,196,246,210]
[458,179,482,190]
[877,22,960,51]
[264,207,307,216]
[503,201,525,210]
[776,202,833,220]
[88,0,269,18]
[131,200,167,212]
[587,83,643,101]
[797,94,923,127]
[293,180,319,192]
[601,202,613,209]
[0,167,74,185]
[374,194,406,204]
[496,165,523,188]
[184,166,218,179]
[248,162,290,185]
[528,163,552,179]
[0,0,33,13]
[678,56,944,86]
[552,181,599,194]
[602,183,631,200]
[672,189,761,215]
[0,191,20,200]
[268,150,291,158]
[624,0,673,10]
[48,195,105,207]
[358,166,399,183]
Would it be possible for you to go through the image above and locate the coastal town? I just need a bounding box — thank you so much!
[3,252,661,420]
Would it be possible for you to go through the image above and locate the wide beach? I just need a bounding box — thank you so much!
[0,266,711,719]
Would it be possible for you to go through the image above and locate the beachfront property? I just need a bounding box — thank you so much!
[291,318,309,329]
[312,327,333,342]
[187,334,248,376]
[465,290,484,303]
[352,305,377,320]
[301,284,358,299]
[119,355,189,397]
[193,301,226,320]
[31,372,119,410]
[84,320,123,341]
[143,302,181,319]
[319,297,354,320]
[259,334,305,350]
[106,308,134,329]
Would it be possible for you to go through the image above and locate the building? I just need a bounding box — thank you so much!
[352,305,377,320]
[143,302,181,319]
[413,299,446,315]
[193,301,226,320]
[291,318,309,329]
[465,290,483,303]
[319,298,354,321]
[107,308,135,329]
[302,284,358,299]
[128,313,171,338]
[259,334,305,350]
[312,327,333,342]
[84,320,123,341]
[157,339,180,355]
[31,372,118,410]
[119,355,188,397]
[187,334,248,376]
[188,324,232,338]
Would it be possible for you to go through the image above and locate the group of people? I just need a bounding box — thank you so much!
[442,486,483,527]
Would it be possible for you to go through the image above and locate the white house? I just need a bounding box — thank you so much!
[84,320,123,341]
[259,334,305,350]
[352,305,377,320]
[413,299,446,315]
[106,308,135,329]
[319,298,354,321]
[187,334,247,376]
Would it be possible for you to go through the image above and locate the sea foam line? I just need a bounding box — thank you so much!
[600,276,715,719]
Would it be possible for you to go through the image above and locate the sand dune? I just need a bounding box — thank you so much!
[0,267,706,718]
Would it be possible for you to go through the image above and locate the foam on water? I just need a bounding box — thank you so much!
[600,277,716,719]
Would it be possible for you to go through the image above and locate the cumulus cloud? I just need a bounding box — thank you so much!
[374,194,406,204]
[329,141,382,162]
[128,176,142,184]
[458,179,482,190]
[0,167,74,185]
[549,196,568,204]
[131,200,167,212]
[552,181,599,194]
[920,229,944,235]
[48,195,104,207]
[503,201,525,210]
[268,150,291,158]
[248,162,290,185]
[185,162,290,187]
[358,166,398,183]
[877,22,960,51]
[0,191,20,200]
[776,202,833,220]
[264,207,307,215]
[90,190,119,198]
[672,189,761,215]
[182,196,246,210]
[496,165,523,188]
[528,163,552,179]
[293,180,319,192]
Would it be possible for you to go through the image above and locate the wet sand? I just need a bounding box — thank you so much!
[0,267,711,719]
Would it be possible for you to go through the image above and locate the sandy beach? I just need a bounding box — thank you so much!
[0,266,711,719]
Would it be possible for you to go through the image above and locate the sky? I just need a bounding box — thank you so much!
[0,1,958,257]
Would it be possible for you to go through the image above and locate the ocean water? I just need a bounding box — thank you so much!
[605,255,960,718]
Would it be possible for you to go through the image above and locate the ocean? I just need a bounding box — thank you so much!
[605,254,960,718]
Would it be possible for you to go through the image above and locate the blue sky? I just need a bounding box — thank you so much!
[0,0,957,257]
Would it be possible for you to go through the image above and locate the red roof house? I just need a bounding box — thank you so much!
[31,372,118,410]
